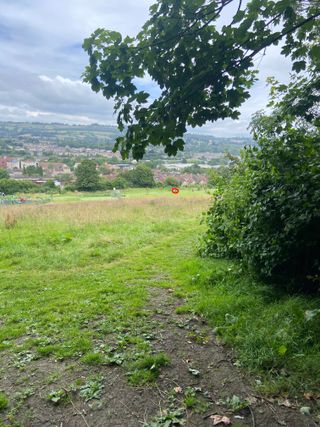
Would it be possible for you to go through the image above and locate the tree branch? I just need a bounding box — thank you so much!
[137,0,234,51]
[244,10,320,62]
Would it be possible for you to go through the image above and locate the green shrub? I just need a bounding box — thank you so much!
[202,75,320,291]
[43,179,56,190]
[64,184,76,192]
[203,131,320,290]
[164,176,181,187]
[0,178,38,194]
[111,176,129,189]
[98,178,114,190]
[99,176,129,190]
[121,164,155,188]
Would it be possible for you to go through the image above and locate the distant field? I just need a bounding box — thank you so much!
[51,187,209,203]
[11,187,209,204]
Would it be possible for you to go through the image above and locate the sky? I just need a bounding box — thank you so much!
[0,0,292,137]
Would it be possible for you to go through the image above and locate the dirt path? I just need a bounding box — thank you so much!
[0,287,317,427]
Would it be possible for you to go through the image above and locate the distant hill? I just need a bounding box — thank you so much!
[0,121,253,160]
[0,122,119,150]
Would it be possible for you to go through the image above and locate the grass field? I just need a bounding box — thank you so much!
[0,191,209,357]
[0,189,319,425]
[21,187,208,204]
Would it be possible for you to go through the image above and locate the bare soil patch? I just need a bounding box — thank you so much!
[0,287,317,427]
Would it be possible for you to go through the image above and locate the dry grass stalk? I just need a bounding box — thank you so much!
[4,212,18,229]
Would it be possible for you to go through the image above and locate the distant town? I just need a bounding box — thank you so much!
[0,121,252,188]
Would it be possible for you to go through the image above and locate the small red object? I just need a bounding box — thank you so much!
[171,187,180,194]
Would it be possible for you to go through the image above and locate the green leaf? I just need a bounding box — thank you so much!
[232,10,245,24]
[292,61,306,73]
[310,45,320,62]
[136,91,149,103]
[278,345,287,356]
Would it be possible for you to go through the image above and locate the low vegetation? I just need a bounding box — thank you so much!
[185,261,320,396]
[0,190,319,423]
[0,178,39,194]
[127,353,170,385]
[0,393,8,412]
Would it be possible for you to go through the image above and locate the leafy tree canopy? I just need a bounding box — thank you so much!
[122,164,155,187]
[23,165,43,177]
[111,176,129,189]
[183,164,203,174]
[0,168,9,179]
[75,160,100,191]
[83,0,319,160]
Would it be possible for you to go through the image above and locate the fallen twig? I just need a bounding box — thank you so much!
[248,405,256,427]
[267,403,286,426]
[69,399,90,427]
[62,388,90,427]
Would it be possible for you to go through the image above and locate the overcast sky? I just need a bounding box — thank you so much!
[0,0,292,137]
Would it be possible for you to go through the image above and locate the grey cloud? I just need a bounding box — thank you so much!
[0,0,153,76]
[0,67,116,123]
[0,0,292,136]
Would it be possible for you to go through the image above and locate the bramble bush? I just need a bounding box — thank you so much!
[202,75,320,291]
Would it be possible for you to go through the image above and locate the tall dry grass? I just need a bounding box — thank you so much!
[4,212,18,229]
[0,196,210,230]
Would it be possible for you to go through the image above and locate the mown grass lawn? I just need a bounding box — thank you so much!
[0,189,319,424]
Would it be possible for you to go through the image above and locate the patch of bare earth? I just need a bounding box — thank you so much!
[0,287,317,427]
